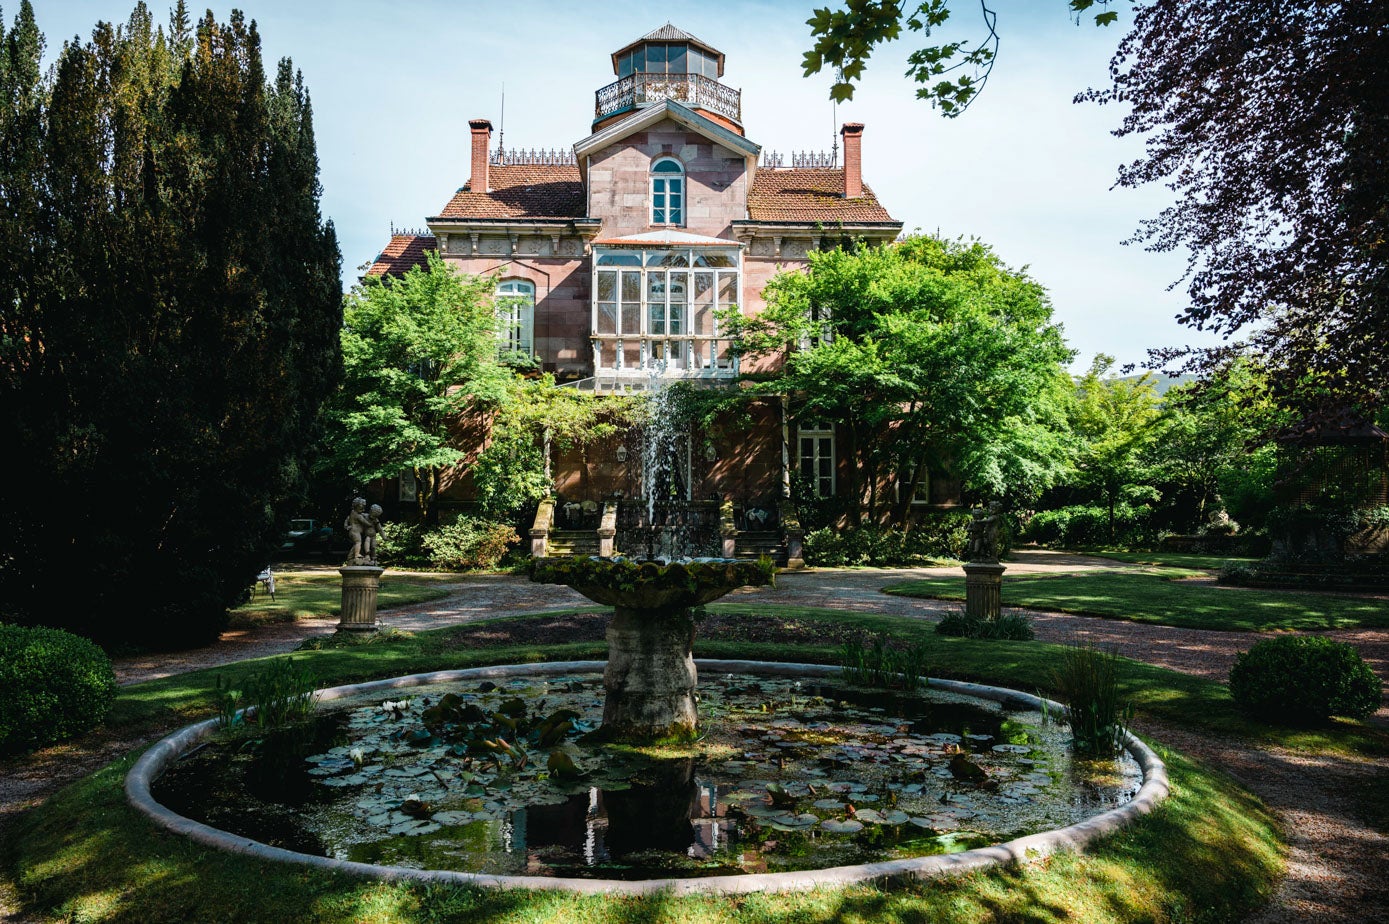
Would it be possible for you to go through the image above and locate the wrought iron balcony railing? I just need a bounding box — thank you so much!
[595,72,742,124]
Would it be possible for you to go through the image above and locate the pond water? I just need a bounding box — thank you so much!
[155,673,1141,880]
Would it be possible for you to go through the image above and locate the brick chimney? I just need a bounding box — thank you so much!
[840,122,864,199]
[469,118,493,193]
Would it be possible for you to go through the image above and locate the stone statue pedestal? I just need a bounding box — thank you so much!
[337,566,384,632]
[963,561,1006,620]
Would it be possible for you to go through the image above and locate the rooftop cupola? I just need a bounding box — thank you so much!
[594,23,743,134]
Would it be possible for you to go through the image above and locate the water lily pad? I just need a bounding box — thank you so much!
[812,798,845,810]
[821,818,864,834]
[854,808,885,824]
[432,810,474,826]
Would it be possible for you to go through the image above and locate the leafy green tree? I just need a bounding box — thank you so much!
[0,3,341,650]
[1068,355,1162,542]
[731,235,1073,524]
[1148,361,1285,531]
[803,1,1120,112]
[806,1,1389,413]
[323,252,510,522]
[472,383,642,521]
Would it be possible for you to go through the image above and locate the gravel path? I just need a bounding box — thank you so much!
[4,551,1387,922]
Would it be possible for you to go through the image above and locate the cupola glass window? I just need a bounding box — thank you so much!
[616,43,720,79]
[651,158,684,225]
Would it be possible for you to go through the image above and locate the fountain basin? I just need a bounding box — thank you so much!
[126,660,1170,895]
[529,556,774,610]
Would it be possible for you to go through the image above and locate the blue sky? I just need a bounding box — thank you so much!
[30,0,1223,373]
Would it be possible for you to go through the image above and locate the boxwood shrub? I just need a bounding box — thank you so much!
[1228,635,1382,724]
[0,623,117,754]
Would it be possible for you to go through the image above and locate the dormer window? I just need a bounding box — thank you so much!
[651,158,684,225]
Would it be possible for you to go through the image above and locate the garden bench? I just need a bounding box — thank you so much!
[253,567,276,601]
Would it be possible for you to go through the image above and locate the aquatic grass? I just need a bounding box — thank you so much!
[212,658,318,735]
[1053,644,1133,757]
[839,633,929,690]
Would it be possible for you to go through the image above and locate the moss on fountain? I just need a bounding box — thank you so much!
[529,556,775,610]
[529,556,776,741]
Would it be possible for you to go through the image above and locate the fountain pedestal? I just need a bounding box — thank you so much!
[602,606,699,739]
[530,556,773,741]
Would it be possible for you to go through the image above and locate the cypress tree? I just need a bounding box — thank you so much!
[0,2,341,649]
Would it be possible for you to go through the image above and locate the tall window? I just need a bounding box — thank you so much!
[651,158,684,225]
[495,279,534,359]
[798,421,836,498]
[592,248,739,376]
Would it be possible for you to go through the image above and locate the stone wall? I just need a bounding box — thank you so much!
[587,120,749,238]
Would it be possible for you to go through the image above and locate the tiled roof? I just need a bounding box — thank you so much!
[747,168,897,223]
[641,23,711,45]
[365,234,435,277]
[434,164,584,220]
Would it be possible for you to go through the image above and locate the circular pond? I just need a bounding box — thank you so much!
[127,661,1169,894]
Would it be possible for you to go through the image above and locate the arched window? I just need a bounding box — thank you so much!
[651,158,684,226]
[495,278,535,359]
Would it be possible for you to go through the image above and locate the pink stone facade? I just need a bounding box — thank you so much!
[367,25,905,533]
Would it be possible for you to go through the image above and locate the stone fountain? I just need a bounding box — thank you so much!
[530,556,773,740]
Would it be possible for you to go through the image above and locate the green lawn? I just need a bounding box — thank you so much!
[1079,550,1260,570]
[4,606,1321,924]
[229,572,458,626]
[884,569,1389,632]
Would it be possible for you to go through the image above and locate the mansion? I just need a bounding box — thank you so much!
[366,25,952,559]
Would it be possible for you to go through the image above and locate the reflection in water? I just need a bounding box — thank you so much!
[153,674,1144,880]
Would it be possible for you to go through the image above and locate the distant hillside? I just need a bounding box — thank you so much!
[1121,372,1198,396]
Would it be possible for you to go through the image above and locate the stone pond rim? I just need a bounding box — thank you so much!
[124,660,1172,896]
[529,556,776,741]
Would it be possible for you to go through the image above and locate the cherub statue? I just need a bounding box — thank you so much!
[364,504,384,562]
[965,501,1004,564]
[344,497,373,565]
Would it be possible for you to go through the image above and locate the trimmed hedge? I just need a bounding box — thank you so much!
[804,513,984,566]
[1229,636,1382,724]
[0,623,117,754]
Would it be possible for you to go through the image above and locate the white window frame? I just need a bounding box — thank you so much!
[495,278,535,359]
[651,157,684,226]
[591,247,740,379]
[798,421,836,498]
[895,469,932,505]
